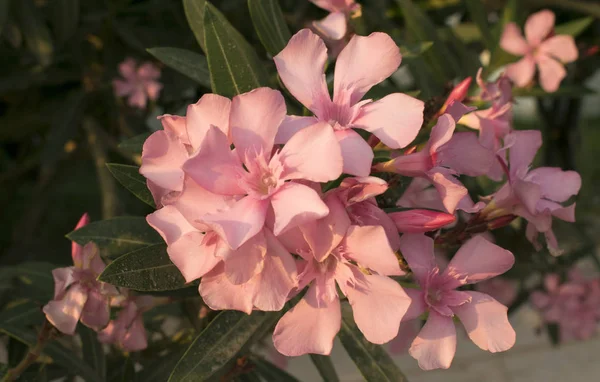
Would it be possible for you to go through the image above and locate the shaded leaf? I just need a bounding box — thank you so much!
[147,47,211,88]
[464,0,493,49]
[169,311,275,381]
[0,0,10,39]
[513,85,595,98]
[2,262,55,302]
[78,326,106,380]
[0,300,43,327]
[183,0,207,52]
[399,41,433,59]
[250,356,300,382]
[50,0,79,45]
[138,347,187,382]
[310,354,340,382]
[14,0,54,66]
[109,356,136,382]
[118,133,151,155]
[67,216,162,259]
[203,2,270,97]
[554,17,594,37]
[106,164,155,208]
[98,244,187,291]
[338,304,407,382]
[248,0,292,56]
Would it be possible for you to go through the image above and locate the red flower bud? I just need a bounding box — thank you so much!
[389,209,456,233]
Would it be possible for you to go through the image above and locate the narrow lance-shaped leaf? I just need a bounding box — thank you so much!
[309,354,340,382]
[249,356,300,382]
[147,47,211,88]
[183,0,207,52]
[203,2,270,97]
[78,326,106,380]
[248,0,292,56]
[106,163,155,208]
[338,303,408,382]
[67,216,163,258]
[398,41,433,59]
[554,17,594,37]
[464,0,494,49]
[98,244,187,292]
[14,0,54,66]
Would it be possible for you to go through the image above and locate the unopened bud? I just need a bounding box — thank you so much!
[389,209,456,233]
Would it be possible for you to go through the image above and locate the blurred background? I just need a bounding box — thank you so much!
[0,0,599,381]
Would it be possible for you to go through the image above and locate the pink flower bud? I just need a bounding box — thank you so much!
[436,77,472,117]
[389,209,456,233]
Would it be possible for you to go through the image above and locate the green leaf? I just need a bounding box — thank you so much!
[118,133,151,155]
[0,0,11,39]
[463,0,493,49]
[183,0,208,52]
[67,216,162,259]
[139,347,187,382]
[248,0,292,56]
[2,262,56,302]
[203,2,270,97]
[250,356,300,382]
[554,17,594,37]
[147,47,211,88]
[309,354,340,382]
[109,356,136,382]
[106,164,155,208]
[338,304,407,382]
[398,41,433,59]
[78,326,106,380]
[14,0,54,66]
[169,311,275,381]
[50,0,79,45]
[513,85,595,98]
[98,244,187,291]
[0,300,43,327]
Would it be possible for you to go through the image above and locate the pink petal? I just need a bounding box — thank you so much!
[137,62,160,78]
[348,201,401,250]
[443,236,514,288]
[536,54,566,93]
[146,205,197,245]
[500,23,530,56]
[437,132,494,176]
[168,231,222,282]
[505,130,542,175]
[338,176,388,204]
[428,114,456,155]
[183,126,245,195]
[550,202,576,222]
[343,225,403,276]
[345,273,411,343]
[335,129,374,177]
[313,12,347,41]
[409,312,457,370]
[279,121,343,182]
[310,0,350,13]
[145,81,162,101]
[389,209,456,233]
[223,230,267,285]
[113,79,133,97]
[140,130,188,192]
[514,179,542,215]
[199,263,255,314]
[71,214,90,266]
[525,9,555,47]
[203,196,270,250]
[118,58,137,79]
[80,243,106,276]
[275,115,319,144]
[403,288,427,321]
[351,93,424,149]
[389,319,421,354]
[80,289,110,331]
[230,88,286,162]
[452,291,515,352]
[274,29,331,117]
[122,317,148,351]
[333,33,401,106]
[527,167,581,202]
[168,177,233,224]
[43,284,88,335]
[271,182,330,236]
[398,234,437,287]
[539,35,578,64]
[505,55,536,88]
[428,168,468,214]
[158,115,190,146]
[186,94,231,150]
[51,267,76,299]
[273,284,341,356]
[128,89,147,109]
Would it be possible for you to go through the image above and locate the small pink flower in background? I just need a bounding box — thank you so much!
[274,29,424,176]
[398,234,515,370]
[489,130,581,254]
[273,195,411,356]
[376,102,494,213]
[98,293,154,351]
[43,214,118,335]
[113,58,163,109]
[500,9,578,92]
[309,0,361,56]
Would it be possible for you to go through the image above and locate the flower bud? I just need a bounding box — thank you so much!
[389,209,456,233]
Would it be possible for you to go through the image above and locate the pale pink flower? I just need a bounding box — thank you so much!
[113,58,162,109]
[140,94,231,207]
[310,0,361,55]
[274,29,424,176]
[183,87,343,250]
[500,9,578,92]
[398,234,516,370]
[98,293,154,351]
[273,195,410,356]
[490,130,581,254]
[43,214,118,335]
[376,102,494,213]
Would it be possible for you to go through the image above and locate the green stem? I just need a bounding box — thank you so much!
[3,320,54,382]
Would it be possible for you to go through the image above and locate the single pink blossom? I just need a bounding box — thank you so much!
[273,196,410,356]
[113,58,163,109]
[376,102,494,213]
[490,130,581,254]
[183,87,343,250]
[98,293,154,351]
[500,9,578,92]
[274,29,424,176]
[398,234,516,370]
[140,94,231,206]
[43,214,118,335]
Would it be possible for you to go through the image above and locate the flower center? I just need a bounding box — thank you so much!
[316,255,338,274]
[238,151,284,199]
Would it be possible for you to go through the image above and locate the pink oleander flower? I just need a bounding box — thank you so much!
[98,293,154,351]
[274,29,424,176]
[531,273,600,342]
[139,93,231,207]
[273,195,410,356]
[489,130,581,254]
[500,9,578,92]
[310,0,361,48]
[113,58,162,109]
[183,87,343,250]
[43,214,118,335]
[398,234,516,370]
[376,102,494,213]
